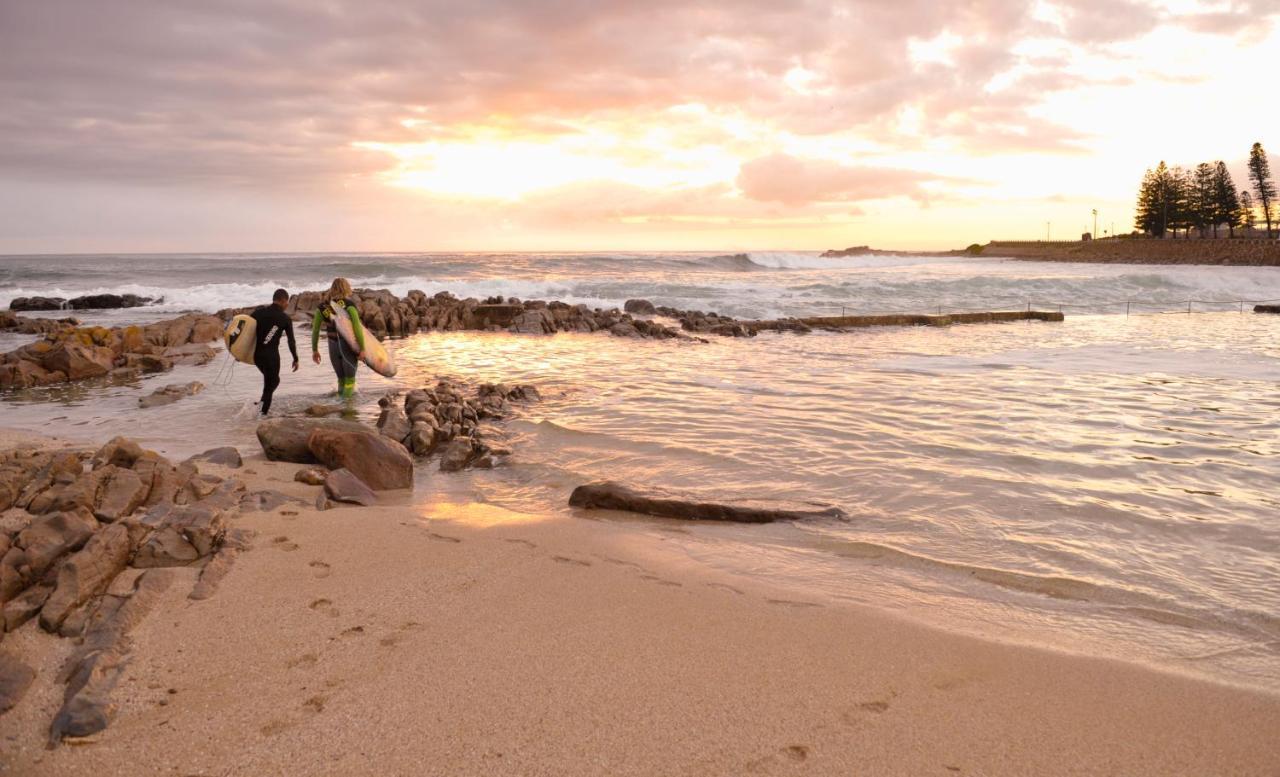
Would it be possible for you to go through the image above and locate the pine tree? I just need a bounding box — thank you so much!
[1240,191,1256,234]
[1168,165,1193,238]
[1134,168,1159,236]
[1212,161,1240,237]
[1192,162,1215,237]
[1247,142,1276,238]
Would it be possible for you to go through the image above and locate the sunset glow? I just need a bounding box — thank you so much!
[1,1,1278,252]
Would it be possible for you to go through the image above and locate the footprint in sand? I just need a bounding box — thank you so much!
[272,535,300,552]
[303,694,327,713]
[639,574,682,588]
[339,625,365,638]
[504,538,537,548]
[427,532,461,543]
[285,652,318,669]
[260,719,291,737]
[309,560,332,578]
[552,555,591,567]
[858,700,890,714]
[600,556,646,571]
[706,582,744,595]
[745,744,811,772]
[766,598,823,609]
[309,598,338,617]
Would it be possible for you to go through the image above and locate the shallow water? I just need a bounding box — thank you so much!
[3,252,1279,690]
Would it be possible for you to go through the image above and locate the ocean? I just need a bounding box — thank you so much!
[3,251,1279,691]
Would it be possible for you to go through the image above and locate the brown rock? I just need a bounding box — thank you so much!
[0,650,36,714]
[255,418,369,463]
[93,467,147,521]
[3,583,52,632]
[138,381,204,408]
[294,466,328,486]
[91,437,144,470]
[306,428,413,491]
[376,405,412,445]
[41,341,114,380]
[438,438,477,472]
[188,446,242,468]
[567,481,848,524]
[8,509,99,595]
[39,524,131,632]
[132,503,224,567]
[323,468,377,506]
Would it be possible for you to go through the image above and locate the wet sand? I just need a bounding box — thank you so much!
[3,447,1279,776]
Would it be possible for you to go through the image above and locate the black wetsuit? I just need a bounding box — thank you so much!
[250,304,298,415]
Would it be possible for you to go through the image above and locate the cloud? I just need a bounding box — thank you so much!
[736,154,941,205]
[0,0,1274,197]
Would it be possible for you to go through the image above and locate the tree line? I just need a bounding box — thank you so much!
[1134,142,1276,238]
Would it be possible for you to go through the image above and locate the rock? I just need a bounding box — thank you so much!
[49,569,173,744]
[408,425,437,456]
[3,583,52,632]
[91,437,144,470]
[609,322,641,338]
[304,404,345,417]
[189,447,242,468]
[438,438,478,472]
[9,296,66,311]
[162,342,217,366]
[122,353,172,373]
[188,547,237,601]
[138,381,204,408]
[567,481,848,524]
[132,504,224,567]
[624,299,657,315]
[67,294,155,310]
[5,510,99,601]
[41,341,114,381]
[93,466,147,521]
[376,405,412,445]
[255,418,369,463]
[39,524,131,632]
[0,650,36,714]
[239,490,300,512]
[306,428,413,491]
[294,467,327,486]
[323,468,377,506]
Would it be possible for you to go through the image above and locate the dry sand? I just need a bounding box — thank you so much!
[2,452,1279,776]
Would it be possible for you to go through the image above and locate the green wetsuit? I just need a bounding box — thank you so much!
[311,299,366,398]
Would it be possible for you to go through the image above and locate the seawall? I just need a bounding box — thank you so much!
[980,239,1280,266]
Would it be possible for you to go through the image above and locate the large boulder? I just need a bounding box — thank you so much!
[306,428,413,491]
[66,294,155,310]
[188,447,242,468]
[255,418,369,463]
[567,481,848,524]
[9,297,66,311]
[93,466,148,521]
[624,299,657,315]
[376,405,411,445]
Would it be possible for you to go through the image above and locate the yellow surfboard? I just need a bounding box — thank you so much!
[331,300,397,377]
[224,314,257,365]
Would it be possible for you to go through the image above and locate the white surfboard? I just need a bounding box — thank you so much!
[330,300,397,377]
[223,314,257,365]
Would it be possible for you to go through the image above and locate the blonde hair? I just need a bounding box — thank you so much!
[327,277,353,302]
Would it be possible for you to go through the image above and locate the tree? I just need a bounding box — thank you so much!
[1212,161,1241,237]
[1240,191,1256,233]
[1168,165,1193,238]
[1191,162,1216,237]
[1135,168,1160,236]
[1247,142,1276,238]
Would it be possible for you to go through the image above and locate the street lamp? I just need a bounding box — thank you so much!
[1092,209,1098,240]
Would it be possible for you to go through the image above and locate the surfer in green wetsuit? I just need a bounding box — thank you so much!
[311,277,365,399]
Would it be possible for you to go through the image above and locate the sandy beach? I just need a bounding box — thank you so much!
[2,432,1278,776]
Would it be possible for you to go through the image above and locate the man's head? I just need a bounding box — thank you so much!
[273,288,289,308]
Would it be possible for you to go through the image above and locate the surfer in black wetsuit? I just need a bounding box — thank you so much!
[251,288,299,415]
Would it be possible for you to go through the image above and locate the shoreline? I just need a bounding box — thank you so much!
[2,431,1278,774]
[824,240,1280,265]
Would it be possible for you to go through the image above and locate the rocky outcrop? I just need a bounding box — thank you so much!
[624,299,657,315]
[307,428,413,491]
[1255,304,1280,314]
[255,417,368,463]
[9,294,158,311]
[396,379,536,470]
[10,297,67,311]
[0,437,255,743]
[138,381,205,408]
[0,312,221,391]
[568,481,848,524]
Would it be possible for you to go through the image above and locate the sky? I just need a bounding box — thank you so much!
[1,0,1277,253]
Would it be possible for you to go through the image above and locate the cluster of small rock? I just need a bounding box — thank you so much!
[8,294,160,312]
[0,311,222,390]
[380,379,538,471]
[0,438,257,743]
